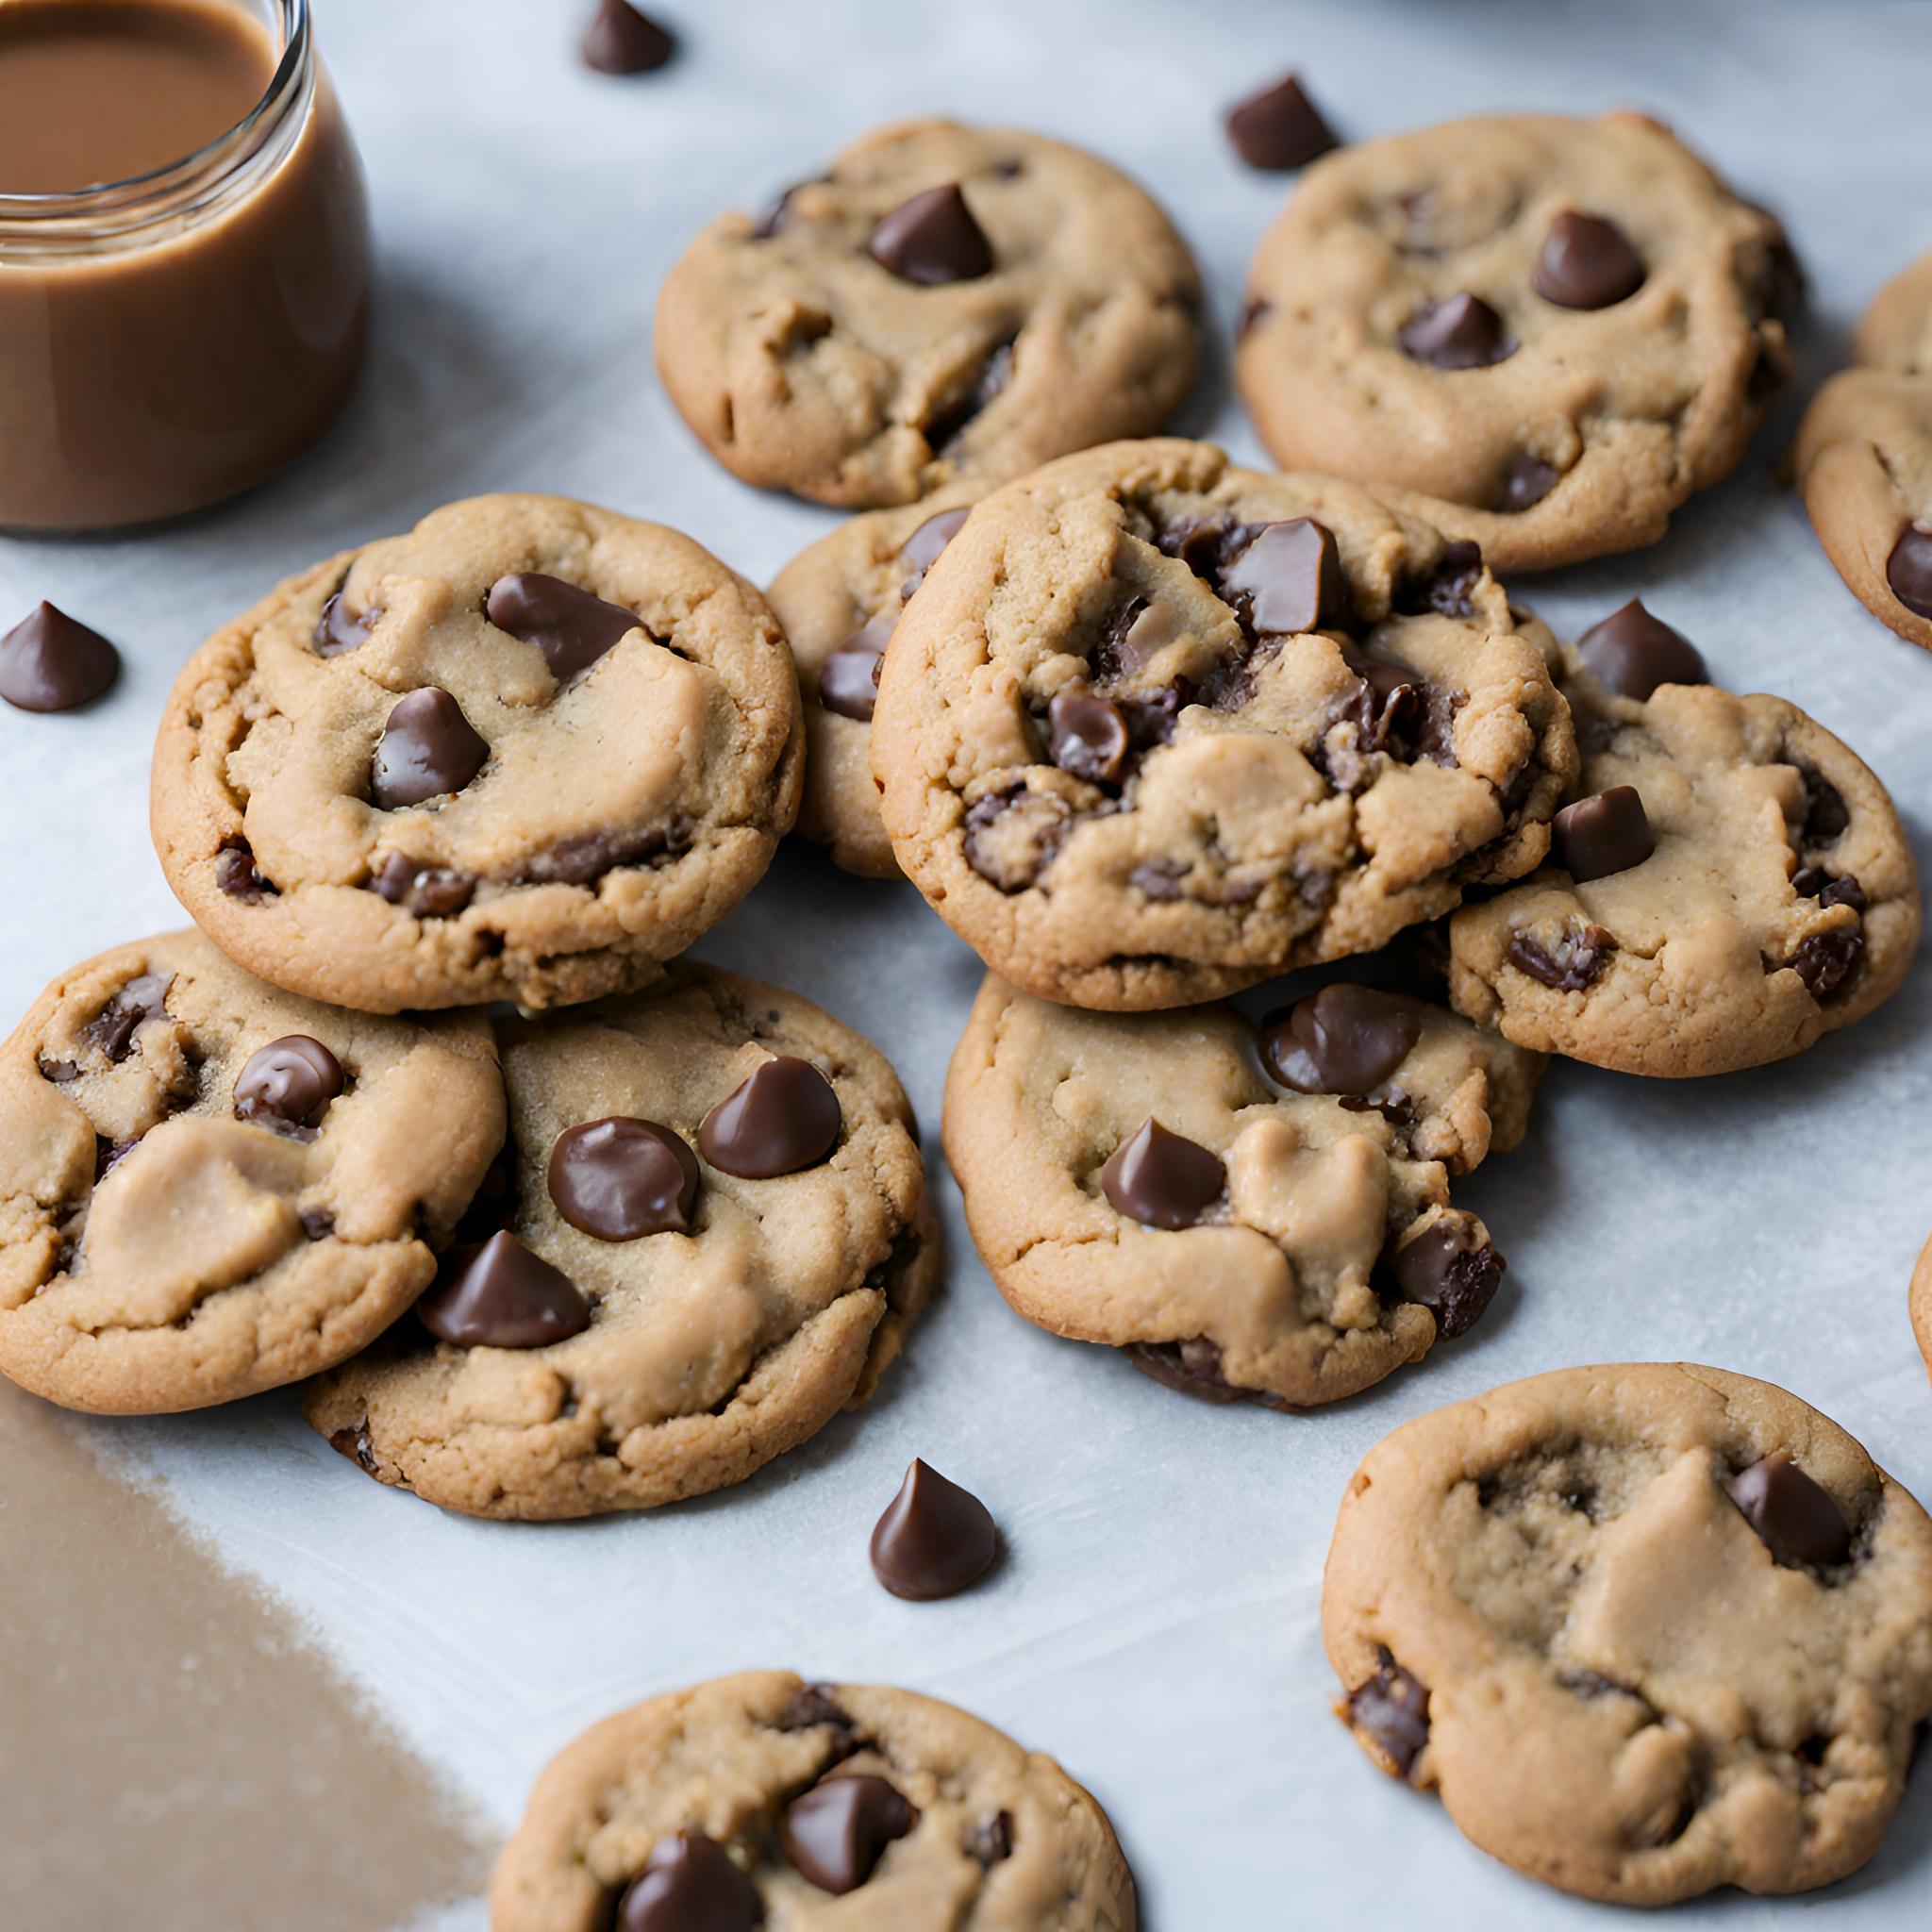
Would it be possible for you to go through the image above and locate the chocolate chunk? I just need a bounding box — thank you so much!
[523,820,690,887]
[582,0,675,75]
[314,591,377,657]
[1396,291,1514,369]
[1387,1215,1505,1338]
[371,853,476,918]
[1499,453,1560,512]
[868,184,992,286]
[1348,1651,1430,1776]
[616,1834,762,1932]
[1262,984,1424,1096]
[1792,868,1867,913]
[1507,922,1613,991]
[1726,1450,1852,1569]
[214,837,275,902]
[898,507,972,598]
[1125,1337,1248,1405]
[1790,925,1864,994]
[1224,72,1339,172]
[1887,526,1932,619]
[370,689,489,808]
[1101,1119,1224,1230]
[416,1231,591,1350]
[1333,642,1457,769]
[961,785,1072,891]
[233,1035,344,1130]
[818,617,892,722]
[0,602,119,712]
[1219,519,1350,635]
[487,573,641,681]
[1554,786,1654,882]
[698,1056,841,1178]
[1401,541,1484,619]
[781,1775,918,1893]
[964,1810,1014,1868]
[1533,210,1646,308]
[1800,768,1850,844]
[1047,691,1129,787]
[1576,599,1707,700]
[869,1458,999,1601]
[83,973,172,1063]
[548,1117,699,1240]
[925,341,1014,453]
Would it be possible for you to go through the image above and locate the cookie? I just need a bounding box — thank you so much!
[0,930,502,1414]
[872,438,1576,1010]
[1911,1231,1932,1383]
[942,972,1542,1408]
[766,483,986,877]
[1323,1362,1932,1904]
[655,118,1201,508]
[151,494,803,1015]
[303,965,934,1520]
[1237,113,1798,573]
[1793,250,1932,653]
[1447,620,1919,1076]
[491,1671,1136,1930]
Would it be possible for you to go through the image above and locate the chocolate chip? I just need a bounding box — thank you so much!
[38,1057,80,1084]
[1224,72,1339,172]
[1400,541,1485,619]
[1886,527,1932,620]
[1335,642,1456,767]
[819,618,891,722]
[1124,1337,1249,1405]
[548,1117,698,1240]
[233,1036,344,1130]
[1792,868,1866,913]
[370,689,489,809]
[0,603,119,712]
[1533,210,1646,308]
[898,507,972,599]
[1262,984,1425,1096]
[781,1775,918,1893]
[371,853,476,918]
[1499,453,1560,512]
[1348,1651,1430,1777]
[300,1208,336,1241]
[314,591,377,657]
[776,1684,854,1735]
[1726,1450,1852,1569]
[214,837,275,902]
[416,1231,591,1350]
[869,1458,999,1601]
[1790,925,1864,994]
[581,0,675,75]
[1576,599,1708,700]
[868,183,991,286]
[615,1834,762,1932]
[522,820,691,887]
[1554,786,1654,882]
[961,785,1072,891]
[1101,1119,1224,1230]
[1047,691,1129,787]
[83,973,172,1063]
[1219,520,1350,635]
[924,341,1013,453]
[1800,768,1850,844]
[486,574,641,683]
[698,1057,841,1179]
[964,1810,1014,1868]
[1507,922,1613,991]
[1396,292,1514,369]
[1387,1215,1504,1339]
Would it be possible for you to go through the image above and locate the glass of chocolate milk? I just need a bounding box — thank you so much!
[0,0,371,531]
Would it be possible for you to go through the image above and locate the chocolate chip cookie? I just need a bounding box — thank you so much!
[656,119,1201,508]
[151,494,803,1014]
[1448,618,1919,1076]
[1237,113,1797,572]
[0,930,502,1414]
[943,972,1542,1409]
[491,1671,1136,1929]
[872,439,1576,1010]
[1324,1362,1932,1904]
[303,965,933,1519]
[1793,250,1932,653]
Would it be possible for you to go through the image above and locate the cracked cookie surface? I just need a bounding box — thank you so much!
[491,1671,1135,1930]
[303,964,933,1520]
[1237,113,1797,572]
[151,494,803,1014]
[0,930,502,1413]
[942,972,1542,1408]
[1323,1362,1932,1904]
[872,439,1576,1010]
[656,118,1200,508]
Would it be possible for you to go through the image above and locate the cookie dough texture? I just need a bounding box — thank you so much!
[304,965,933,1520]
[656,119,1201,507]
[1238,113,1796,572]
[1793,250,1932,652]
[152,494,803,1014]
[1323,1363,1932,1904]
[874,439,1576,1010]
[1448,655,1918,1076]
[491,1672,1136,1930]
[0,931,502,1413]
[943,974,1541,1407]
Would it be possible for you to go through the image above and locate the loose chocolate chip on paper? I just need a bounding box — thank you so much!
[698,1056,841,1178]
[869,1458,999,1601]
[416,1230,591,1350]
[1887,526,1932,619]
[1262,984,1424,1096]
[0,602,120,712]
[1219,519,1350,635]
[898,507,973,598]
[616,1833,762,1932]
[581,0,675,75]
[1533,209,1646,308]
[781,1774,918,1893]
[869,183,992,286]
[1101,1119,1225,1230]
[1554,786,1654,882]
[1349,1650,1431,1776]
[83,973,173,1063]
[1224,72,1339,172]
[1726,1449,1853,1569]
[370,689,489,808]
[818,618,892,722]
[1396,291,1514,369]
[1576,598,1707,700]
[1047,691,1130,787]
[233,1035,344,1130]
[314,591,378,657]
[1387,1215,1504,1338]
[487,573,641,682]
[548,1116,699,1240]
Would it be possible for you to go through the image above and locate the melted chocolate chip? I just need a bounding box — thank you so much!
[1554,786,1654,882]
[961,785,1071,891]
[1224,72,1339,172]
[1125,1337,1249,1405]
[1336,642,1457,767]
[869,1459,999,1601]
[1101,1119,1224,1230]
[1800,768,1850,844]
[582,0,675,74]
[523,820,691,888]
[0,602,120,712]
[1726,1450,1852,1569]
[698,1057,841,1178]
[868,183,992,286]
[416,1231,591,1350]
[370,689,489,808]
[487,573,641,681]
[1348,1651,1430,1776]
[1262,984,1424,1095]
[1400,541,1485,619]
[781,1775,918,1893]
[616,1834,762,1932]
[38,1057,80,1084]
[898,508,972,599]
[1533,210,1646,308]
[548,1117,699,1240]
[818,617,892,722]
[1576,599,1708,700]
[1047,691,1129,786]
[1219,519,1350,635]
[233,1036,343,1130]
[314,591,377,657]
[1499,453,1560,512]
[84,973,172,1063]
[925,341,1013,453]
[371,853,476,918]
[214,838,275,902]
[1396,291,1514,369]
[1387,1216,1504,1338]
[1507,922,1613,991]
[1887,527,1932,619]
[964,1810,1014,1868]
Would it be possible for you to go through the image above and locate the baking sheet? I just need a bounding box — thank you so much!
[4,0,1931,1924]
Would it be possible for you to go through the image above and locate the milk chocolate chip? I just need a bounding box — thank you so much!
[1224,72,1339,172]
[233,1036,343,1130]
[781,1775,918,1893]
[1576,599,1707,699]
[1554,786,1654,882]
[416,1231,590,1350]
[1262,984,1424,1095]
[898,507,972,597]
[0,602,120,712]
[1726,1450,1853,1569]
[698,1057,841,1178]
[1507,921,1613,991]
[818,617,892,722]
[1887,526,1932,619]
[869,1459,999,1601]
[1047,691,1129,786]
[1533,210,1646,308]
[582,0,675,75]
[1396,291,1514,369]
[84,974,172,1062]
[371,853,476,918]
[1500,453,1560,511]
[315,591,377,657]
[370,689,490,808]
[1388,1215,1504,1338]
[868,184,992,286]
[548,1117,699,1240]
[1100,1119,1224,1230]
[488,573,641,682]
[1349,1651,1430,1777]
[616,1834,762,1932]
[1220,519,1350,635]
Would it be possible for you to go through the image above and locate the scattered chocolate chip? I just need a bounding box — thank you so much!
[1887,527,1932,619]
[370,689,490,809]
[1224,72,1339,172]
[300,1208,336,1241]
[898,507,972,599]
[1507,921,1613,991]
[214,837,275,902]
[371,853,476,918]
[1790,925,1864,994]
[1800,768,1850,844]
[314,591,377,657]
[1396,291,1514,369]
[487,573,641,682]
[522,820,690,887]
[416,1231,591,1350]
[698,1056,841,1178]
[1262,984,1424,1095]
[1499,453,1560,512]
[1726,1450,1852,1569]
[616,1834,762,1932]
[781,1775,918,1893]
[1101,1119,1224,1230]
[83,973,172,1063]
[868,183,991,286]
[1387,1215,1505,1338]
[869,1458,999,1601]
[1554,786,1654,882]
[1047,691,1129,787]
[964,1809,1014,1868]
[1348,1651,1430,1776]
[1576,599,1707,700]
[818,617,892,722]
[924,341,1014,453]
[0,603,120,712]
[961,785,1072,891]
[1533,210,1646,309]
[548,1117,699,1240]
[1124,1336,1248,1405]
[581,0,675,75]
[1219,519,1350,635]
[1400,540,1484,619]
[233,1036,343,1130]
